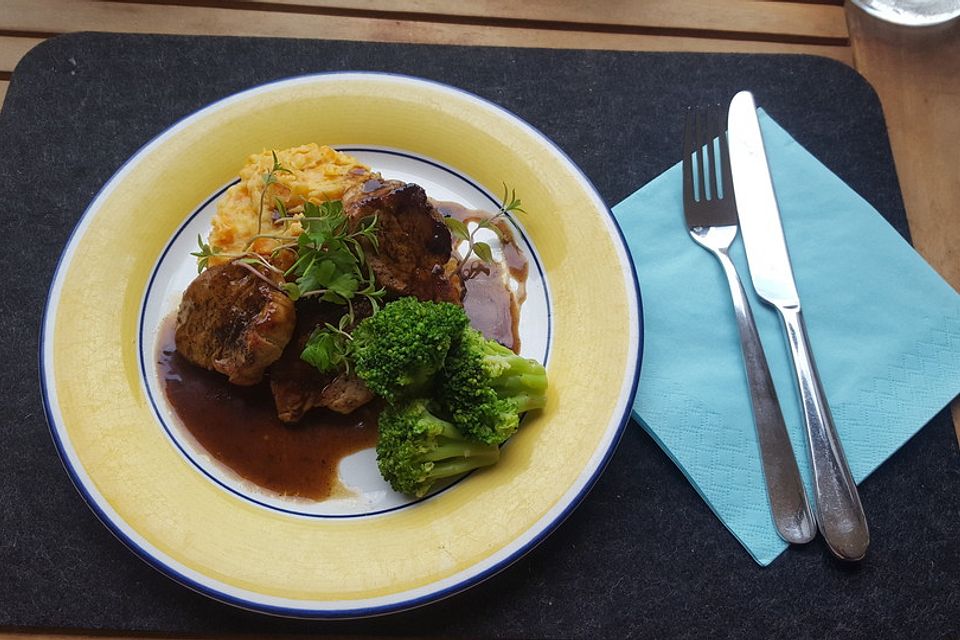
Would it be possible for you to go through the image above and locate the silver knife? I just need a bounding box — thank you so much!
[727,91,869,561]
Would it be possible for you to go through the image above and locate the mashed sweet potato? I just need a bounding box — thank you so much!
[208,144,371,260]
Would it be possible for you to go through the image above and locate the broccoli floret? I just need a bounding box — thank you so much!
[351,297,469,403]
[440,328,548,445]
[376,398,500,497]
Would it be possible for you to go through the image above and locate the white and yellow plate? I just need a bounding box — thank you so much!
[40,73,643,618]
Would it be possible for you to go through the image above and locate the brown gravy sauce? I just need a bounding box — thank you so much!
[159,319,380,500]
[161,199,529,501]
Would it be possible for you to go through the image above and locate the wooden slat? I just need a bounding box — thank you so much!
[0,0,853,64]
[227,0,850,42]
[847,11,960,291]
[846,7,960,445]
[0,80,8,108]
[0,36,45,73]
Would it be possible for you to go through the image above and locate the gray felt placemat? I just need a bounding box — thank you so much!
[1,32,958,638]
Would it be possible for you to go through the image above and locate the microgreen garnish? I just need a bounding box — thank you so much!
[189,153,384,373]
[300,314,354,374]
[257,151,293,236]
[445,184,525,282]
[190,235,220,274]
[281,200,382,306]
[279,199,383,373]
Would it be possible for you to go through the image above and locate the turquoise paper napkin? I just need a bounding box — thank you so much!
[612,110,960,565]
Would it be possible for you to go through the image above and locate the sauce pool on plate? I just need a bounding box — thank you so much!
[159,329,380,501]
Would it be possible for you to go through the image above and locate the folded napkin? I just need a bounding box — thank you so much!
[612,110,960,565]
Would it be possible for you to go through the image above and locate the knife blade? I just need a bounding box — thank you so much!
[727,90,870,561]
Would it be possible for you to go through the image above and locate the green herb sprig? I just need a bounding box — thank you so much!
[281,200,382,304]
[301,313,354,373]
[257,151,293,236]
[284,200,384,373]
[192,151,293,273]
[190,235,220,274]
[190,153,384,373]
[444,184,525,282]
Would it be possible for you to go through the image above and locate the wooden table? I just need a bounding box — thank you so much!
[1,1,958,637]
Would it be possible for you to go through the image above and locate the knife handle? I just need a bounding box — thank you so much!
[714,248,816,545]
[777,305,870,561]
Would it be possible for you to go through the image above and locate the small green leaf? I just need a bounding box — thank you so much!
[302,213,340,246]
[190,234,219,273]
[321,199,344,217]
[282,282,301,301]
[327,272,359,298]
[443,217,470,241]
[300,328,346,373]
[313,260,337,286]
[274,197,288,218]
[500,183,526,215]
[326,245,357,272]
[473,241,494,263]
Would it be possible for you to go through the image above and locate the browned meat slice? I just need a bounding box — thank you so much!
[316,372,376,414]
[342,178,461,303]
[269,300,375,422]
[175,261,295,386]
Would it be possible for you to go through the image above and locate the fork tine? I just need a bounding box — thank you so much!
[683,104,734,209]
[682,108,694,210]
[694,109,706,204]
[705,106,719,202]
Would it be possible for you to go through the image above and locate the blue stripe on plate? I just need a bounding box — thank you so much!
[40,70,643,618]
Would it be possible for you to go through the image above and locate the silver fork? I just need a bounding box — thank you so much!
[682,105,816,545]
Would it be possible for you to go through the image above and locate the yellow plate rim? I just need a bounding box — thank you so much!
[40,72,644,618]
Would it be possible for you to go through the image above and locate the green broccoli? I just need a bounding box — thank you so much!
[440,328,548,446]
[376,398,500,497]
[351,297,469,403]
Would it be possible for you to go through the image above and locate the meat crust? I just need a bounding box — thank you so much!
[175,262,295,386]
[177,178,463,420]
[342,178,460,303]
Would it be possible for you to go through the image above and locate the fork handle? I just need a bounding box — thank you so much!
[714,248,816,544]
[776,305,869,560]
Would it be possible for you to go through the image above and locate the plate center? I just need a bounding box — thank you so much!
[139,147,550,518]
